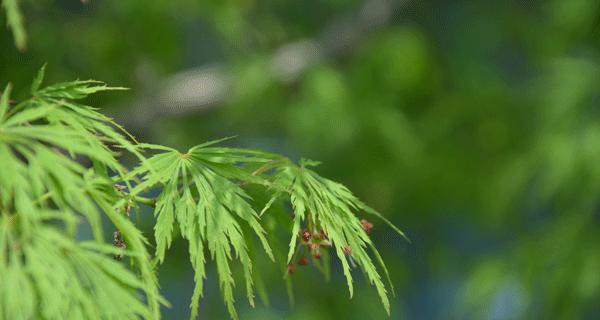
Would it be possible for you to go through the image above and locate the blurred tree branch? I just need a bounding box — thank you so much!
[116,0,410,130]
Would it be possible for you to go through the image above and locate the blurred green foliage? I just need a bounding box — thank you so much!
[3,0,600,319]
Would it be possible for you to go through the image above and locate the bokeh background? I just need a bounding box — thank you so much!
[3,0,600,319]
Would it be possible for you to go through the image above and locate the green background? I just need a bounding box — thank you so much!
[3,0,600,319]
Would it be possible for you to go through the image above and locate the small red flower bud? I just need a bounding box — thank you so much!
[286,263,296,274]
[300,229,312,242]
[298,256,308,266]
[342,245,352,256]
[314,251,322,260]
[360,219,373,234]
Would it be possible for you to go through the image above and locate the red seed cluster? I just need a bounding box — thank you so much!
[300,229,312,242]
[286,263,296,274]
[287,226,339,274]
[298,256,308,266]
[360,219,373,234]
[112,231,127,261]
[307,242,321,260]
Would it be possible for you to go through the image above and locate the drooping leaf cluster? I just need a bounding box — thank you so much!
[268,159,407,315]
[125,142,276,320]
[0,66,160,319]
[0,67,405,319]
